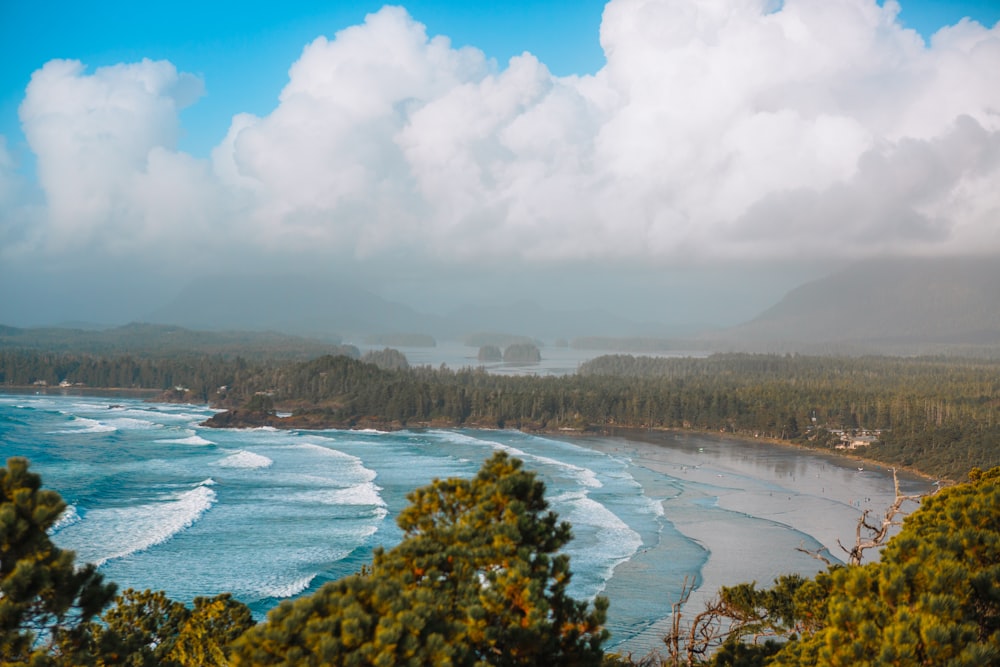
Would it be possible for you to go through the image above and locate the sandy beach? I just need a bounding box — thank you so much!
[574,430,936,656]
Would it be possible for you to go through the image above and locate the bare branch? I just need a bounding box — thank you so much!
[796,542,833,566]
[841,468,927,565]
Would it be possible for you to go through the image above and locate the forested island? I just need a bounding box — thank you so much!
[3,347,1000,480]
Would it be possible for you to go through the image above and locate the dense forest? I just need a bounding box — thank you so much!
[2,349,999,480]
[0,322,353,360]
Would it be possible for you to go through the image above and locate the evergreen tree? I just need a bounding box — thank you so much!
[707,467,1000,666]
[233,452,609,666]
[0,457,117,666]
[91,589,252,667]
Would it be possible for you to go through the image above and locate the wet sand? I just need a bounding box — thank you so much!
[573,430,935,656]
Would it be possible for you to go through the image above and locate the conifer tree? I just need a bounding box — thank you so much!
[764,467,1000,666]
[92,589,252,666]
[0,457,117,665]
[233,452,609,666]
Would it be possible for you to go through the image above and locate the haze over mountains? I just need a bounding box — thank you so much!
[711,257,1000,354]
[4,257,999,357]
[144,274,683,343]
[137,256,1000,355]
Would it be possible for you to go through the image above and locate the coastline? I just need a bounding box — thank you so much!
[602,425,941,483]
[570,429,937,656]
[0,384,944,483]
[1,389,938,657]
[0,385,164,400]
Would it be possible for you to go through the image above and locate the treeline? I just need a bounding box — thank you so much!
[0,350,272,402]
[210,352,1000,480]
[0,322,351,360]
[3,349,1000,479]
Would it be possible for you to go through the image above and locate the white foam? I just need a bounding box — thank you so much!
[258,574,316,599]
[552,490,644,589]
[291,443,379,483]
[156,433,215,446]
[50,504,81,532]
[216,450,274,470]
[56,482,217,566]
[105,417,162,431]
[430,430,603,489]
[292,482,388,508]
[50,416,117,434]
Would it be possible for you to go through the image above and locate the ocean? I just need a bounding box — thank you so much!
[0,392,932,653]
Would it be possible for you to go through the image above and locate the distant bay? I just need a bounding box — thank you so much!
[0,392,931,653]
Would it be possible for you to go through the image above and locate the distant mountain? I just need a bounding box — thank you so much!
[145,275,679,343]
[712,257,1000,352]
[0,322,353,359]
[145,275,443,340]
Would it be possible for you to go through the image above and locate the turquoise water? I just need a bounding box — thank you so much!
[0,392,929,651]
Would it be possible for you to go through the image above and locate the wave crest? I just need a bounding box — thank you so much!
[56,482,217,566]
[216,450,274,469]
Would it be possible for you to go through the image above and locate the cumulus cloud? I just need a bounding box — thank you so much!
[8,0,1000,273]
[15,58,220,259]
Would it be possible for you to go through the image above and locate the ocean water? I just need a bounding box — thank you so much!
[0,392,931,652]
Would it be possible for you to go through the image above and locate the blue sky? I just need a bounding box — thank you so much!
[3,1,612,158]
[2,0,996,159]
[1,0,999,329]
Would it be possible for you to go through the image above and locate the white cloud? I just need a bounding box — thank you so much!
[17,58,216,259]
[8,0,1000,274]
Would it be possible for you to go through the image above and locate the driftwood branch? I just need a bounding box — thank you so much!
[795,543,834,566]
[839,467,925,565]
[657,468,934,666]
[795,468,929,567]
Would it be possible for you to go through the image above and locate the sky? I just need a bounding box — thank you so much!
[1,0,999,332]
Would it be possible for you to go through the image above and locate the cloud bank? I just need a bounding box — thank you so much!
[4,0,1000,275]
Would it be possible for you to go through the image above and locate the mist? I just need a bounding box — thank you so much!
[1,1,998,336]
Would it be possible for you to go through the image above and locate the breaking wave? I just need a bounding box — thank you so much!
[216,450,274,469]
[56,480,217,566]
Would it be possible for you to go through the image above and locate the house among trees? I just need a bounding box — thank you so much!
[834,431,881,450]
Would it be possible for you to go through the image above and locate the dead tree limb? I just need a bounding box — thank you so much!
[838,467,926,565]
[795,468,929,567]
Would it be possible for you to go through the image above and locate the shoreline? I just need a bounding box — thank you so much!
[600,425,942,483]
[0,386,944,482]
[1,389,938,657]
[0,385,164,399]
[571,429,938,656]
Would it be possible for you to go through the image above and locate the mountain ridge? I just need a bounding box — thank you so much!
[712,256,1000,351]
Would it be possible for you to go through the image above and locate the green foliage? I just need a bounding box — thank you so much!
[502,344,542,363]
[233,452,609,666]
[0,323,343,360]
[361,348,410,371]
[7,348,1000,479]
[92,588,253,667]
[243,393,276,415]
[706,466,1000,666]
[477,345,502,362]
[0,458,253,667]
[0,457,117,666]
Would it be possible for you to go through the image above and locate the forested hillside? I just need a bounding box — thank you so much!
[0,322,354,359]
[208,352,1000,479]
[3,350,999,480]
